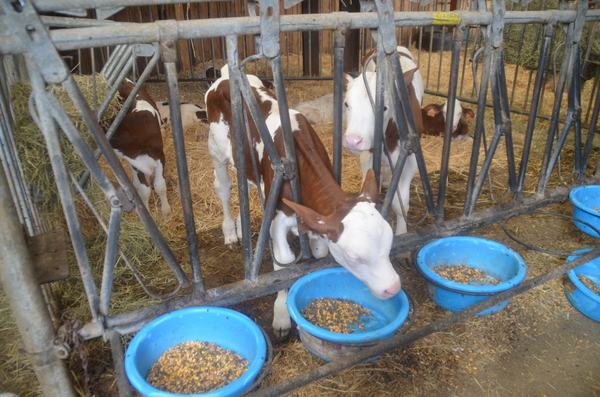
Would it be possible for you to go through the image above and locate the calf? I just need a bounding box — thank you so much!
[422,99,475,141]
[343,46,424,235]
[111,80,172,217]
[206,66,401,339]
[156,101,207,130]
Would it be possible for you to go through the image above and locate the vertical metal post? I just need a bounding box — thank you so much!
[0,161,76,396]
[164,59,204,293]
[332,28,346,185]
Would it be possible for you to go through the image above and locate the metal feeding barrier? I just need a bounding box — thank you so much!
[0,0,600,395]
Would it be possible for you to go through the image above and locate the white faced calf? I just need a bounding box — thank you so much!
[422,99,475,140]
[343,46,424,235]
[111,80,172,217]
[206,67,401,339]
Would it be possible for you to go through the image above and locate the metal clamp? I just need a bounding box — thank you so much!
[273,158,297,181]
[0,0,68,84]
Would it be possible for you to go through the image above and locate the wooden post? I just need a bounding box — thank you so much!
[301,0,320,76]
[340,0,361,75]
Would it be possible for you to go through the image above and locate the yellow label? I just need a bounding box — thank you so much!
[432,12,461,25]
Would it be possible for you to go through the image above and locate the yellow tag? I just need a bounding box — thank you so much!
[432,12,461,25]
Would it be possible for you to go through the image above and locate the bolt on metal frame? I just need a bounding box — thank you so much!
[1,0,600,395]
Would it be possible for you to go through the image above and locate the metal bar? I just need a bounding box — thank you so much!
[332,28,346,185]
[164,61,204,292]
[225,35,253,274]
[9,10,600,55]
[495,51,518,193]
[583,71,600,171]
[515,23,555,199]
[271,55,311,259]
[435,27,463,224]
[249,172,284,278]
[99,207,122,317]
[0,145,76,397]
[27,61,102,322]
[108,330,132,397]
[463,25,493,216]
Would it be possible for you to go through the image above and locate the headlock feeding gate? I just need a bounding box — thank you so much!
[0,0,599,395]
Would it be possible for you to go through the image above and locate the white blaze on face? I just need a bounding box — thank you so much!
[442,98,463,132]
[326,202,401,299]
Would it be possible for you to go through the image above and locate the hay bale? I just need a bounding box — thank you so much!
[11,74,121,223]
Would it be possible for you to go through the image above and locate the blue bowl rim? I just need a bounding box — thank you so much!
[287,267,410,343]
[566,249,600,304]
[569,185,600,216]
[125,306,267,397]
[415,236,527,294]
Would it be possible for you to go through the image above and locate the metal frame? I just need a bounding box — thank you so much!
[1,0,600,395]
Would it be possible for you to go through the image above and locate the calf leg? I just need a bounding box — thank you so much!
[212,161,238,245]
[153,160,172,218]
[131,165,151,211]
[270,210,297,340]
[391,153,418,235]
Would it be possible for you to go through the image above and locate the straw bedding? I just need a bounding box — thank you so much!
[1,44,600,396]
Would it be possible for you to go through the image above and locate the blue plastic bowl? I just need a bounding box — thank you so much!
[124,307,266,397]
[569,185,600,237]
[565,249,600,322]
[415,236,527,315]
[287,267,410,362]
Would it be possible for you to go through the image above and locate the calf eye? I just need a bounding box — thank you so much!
[344,102,349,108]
[383,106,389,111]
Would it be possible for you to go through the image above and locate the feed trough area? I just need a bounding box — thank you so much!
[565,250,600,323]
[124,307,267,397]
[286,268,411,362]
[569,185,600,237]
[415,237,527,315]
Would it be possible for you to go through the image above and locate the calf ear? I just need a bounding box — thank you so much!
[403,68,417,87]
[196,109,208,122]
[357,169,379,203]
[282,198,343,241]
[343,73,354,95]
[462,107,475,120]
[424,104,441,117]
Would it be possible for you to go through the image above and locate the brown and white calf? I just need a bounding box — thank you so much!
[343,46,424,235]
[111,80,172,217]
[206,66,401,338]
[156,101,207,130]
[422,99,475,140]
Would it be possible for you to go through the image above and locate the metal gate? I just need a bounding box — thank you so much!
[1,0,600,395]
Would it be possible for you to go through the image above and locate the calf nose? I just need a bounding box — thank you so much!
[343,134,364,151]
[382,281,401,299]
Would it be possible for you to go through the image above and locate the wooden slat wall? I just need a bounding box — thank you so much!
[78,0,463,77]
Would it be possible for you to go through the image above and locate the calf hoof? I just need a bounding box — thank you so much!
[273,326,291,341]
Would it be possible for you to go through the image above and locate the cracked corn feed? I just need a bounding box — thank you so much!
[578,275,600,295]
[433,264,500,286]
[302,298,372,334]
[146,341,248,394]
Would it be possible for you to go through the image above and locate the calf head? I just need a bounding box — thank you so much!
[342,68,420,154]
[283,170,401,300]
[442,98,475,133]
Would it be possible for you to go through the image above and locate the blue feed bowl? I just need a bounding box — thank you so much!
[565,249,600,322]
[124,307,267,397]
[287,267,410,362]
[415,237,527,315]
[569,185,600,237]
